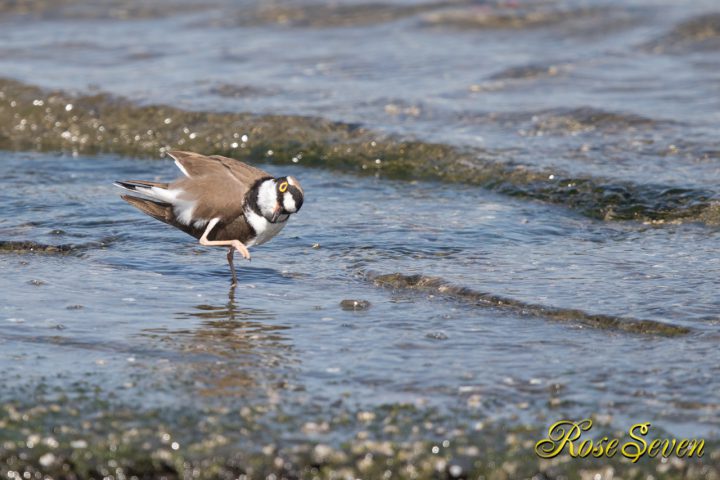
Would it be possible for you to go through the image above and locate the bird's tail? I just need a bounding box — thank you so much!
[114,180,173,200]
[119,194,174,224]
[115,180,177,223]
[114,180,199,237]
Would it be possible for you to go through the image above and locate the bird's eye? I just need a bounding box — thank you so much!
[279,182,288,193]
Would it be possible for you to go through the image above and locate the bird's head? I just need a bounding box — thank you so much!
[256,176,304,223]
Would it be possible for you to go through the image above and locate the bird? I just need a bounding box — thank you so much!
[114,150,304,286]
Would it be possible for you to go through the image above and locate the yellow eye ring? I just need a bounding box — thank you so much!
[279,182,288,193]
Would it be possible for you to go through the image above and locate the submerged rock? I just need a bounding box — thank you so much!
[644,13,720,53]
[340,299,371,311]
[0,240,75,254]
[368,272,691,337]
[0,239,112,255]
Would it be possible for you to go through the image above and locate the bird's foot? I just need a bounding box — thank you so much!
[232,240,251,260]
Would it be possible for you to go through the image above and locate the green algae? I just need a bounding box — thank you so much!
[0,240,94,255]
[420,4,609,30]
[643,13,720,53]
[1,396,717,480]
[369,272,692,337]
[0,77,718,225]
[0,239,113,255]
[224,1,456,28]
[0,240,76,254]
[0,0,213,20]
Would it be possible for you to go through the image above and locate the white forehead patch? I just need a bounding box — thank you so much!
[283,192,296,212]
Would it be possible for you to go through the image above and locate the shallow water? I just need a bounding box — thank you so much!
[1,0,720,475]
[1,151,719,441]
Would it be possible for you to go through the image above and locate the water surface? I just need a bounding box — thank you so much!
[1,0,719,476]
[2,151,719,440]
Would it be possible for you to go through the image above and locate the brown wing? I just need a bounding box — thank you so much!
[168,151,271,184]
[208,154,272,183]
[120,195,256,242]
[166,150,273,222]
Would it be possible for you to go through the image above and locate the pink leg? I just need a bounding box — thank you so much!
[198,218,251,259]
[198,218,250,284]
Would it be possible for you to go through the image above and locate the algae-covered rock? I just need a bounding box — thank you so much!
[1,77,719,225]
[369,271,691,336]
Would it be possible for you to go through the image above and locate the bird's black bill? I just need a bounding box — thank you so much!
[270,208,282,223]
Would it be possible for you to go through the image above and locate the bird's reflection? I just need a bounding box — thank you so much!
[142,287,298,398]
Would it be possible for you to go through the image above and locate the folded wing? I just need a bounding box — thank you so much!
[165,150,273,223]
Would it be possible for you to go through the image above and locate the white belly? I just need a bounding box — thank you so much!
[245,209,288,247]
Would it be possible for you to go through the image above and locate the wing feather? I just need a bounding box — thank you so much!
[208,154,272,184]
[165,150,272,222]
